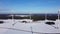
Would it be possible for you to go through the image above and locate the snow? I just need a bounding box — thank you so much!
[0,19,60,34]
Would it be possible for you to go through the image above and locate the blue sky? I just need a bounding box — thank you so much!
[0,0,60,14]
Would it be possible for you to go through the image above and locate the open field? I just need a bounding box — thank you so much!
[0,19,60,34]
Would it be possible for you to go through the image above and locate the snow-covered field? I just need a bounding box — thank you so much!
[0,19,60,34]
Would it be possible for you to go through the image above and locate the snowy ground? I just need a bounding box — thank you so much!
[0,19,60,34]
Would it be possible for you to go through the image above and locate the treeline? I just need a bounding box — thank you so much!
[0,15,59,21]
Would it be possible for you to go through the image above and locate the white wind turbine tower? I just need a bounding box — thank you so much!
[58,9,60,20]
[57,9,60,29]
[11,10,15,26]
[8,10,14,22]
[7,10,15,27]
[56,9,60,21]
[44,11,59,29]
[49,10,60,29]
[29,11,33,23]
[45,12,49,22]
[55,9,60,29]
[8,9,15,26]
[29,11,33,34]
[29,13,32,21]
[45,12,47,20]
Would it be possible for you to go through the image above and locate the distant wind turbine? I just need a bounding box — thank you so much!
[58,10,60,20]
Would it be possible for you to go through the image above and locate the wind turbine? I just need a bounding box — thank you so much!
[29,12,33,34]
[29,12,33,23]
[8,10,14,22]
[51,10,60,29]
[30,13,31,20]
[45,12,49,22]
[8,9,15,26]
[10,9,15,26]
[55,9,60,29]
[58,10,60,20]
[52,10,60,29]
[45,12,47,20]
[44,11,59,29]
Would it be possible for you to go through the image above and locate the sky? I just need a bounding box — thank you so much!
[0,0,60,14]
